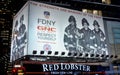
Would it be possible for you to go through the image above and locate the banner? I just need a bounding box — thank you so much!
[11,1,109,62]
[28,1,108,56]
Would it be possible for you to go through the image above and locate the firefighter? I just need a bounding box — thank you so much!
[64,15,81,52]
[12,20,19,61]
[80,18,94,53]
[92,20,108,54]
[17,14,27,58]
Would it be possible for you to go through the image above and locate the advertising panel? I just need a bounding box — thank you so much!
[10,2,29,61]
[11,1,109,61]
[28,1,108,57]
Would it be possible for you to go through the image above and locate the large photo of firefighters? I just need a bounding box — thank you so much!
[10,3,28,62]
[11,1,108,61]
[64,15,108,55]
[28,1,108,57]
[11,14,27,61]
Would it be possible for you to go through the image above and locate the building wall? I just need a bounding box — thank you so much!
[104,19,120,58]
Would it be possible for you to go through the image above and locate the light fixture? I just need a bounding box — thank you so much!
[114,55,118,58]
[48,51,52,55]
[54,51,58,55]
[32,50,37,55]
[61,52,65,55]
[32,50,37,61]
[105,55,109,58]
[40,51,44,54]
[90,54,94,57]
[85,53,89,57]
[101,54,104,57]
[110,55,113,58]
[79,53,83,56]
[96,54,99,57]
[73,52,77,56]
[68,52,72,56]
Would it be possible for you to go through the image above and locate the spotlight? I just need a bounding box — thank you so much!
[106,55,109,58]
[110,55,113,58]
[85,53,89,57]
[54,51,58,55]
[40,51,44,54]
[48,51,52,55]
[79,53,83,56]
[96,54,99,57]
[90,54,94,57]
[61,52,65,55]
[33,50,37,54]
[114,55,118,58]
[68,52,72,56]
[73,52,77,56]
[101,54,104,57]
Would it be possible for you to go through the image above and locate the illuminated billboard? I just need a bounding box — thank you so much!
[23,62,105,75]
[11,1,108,61]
